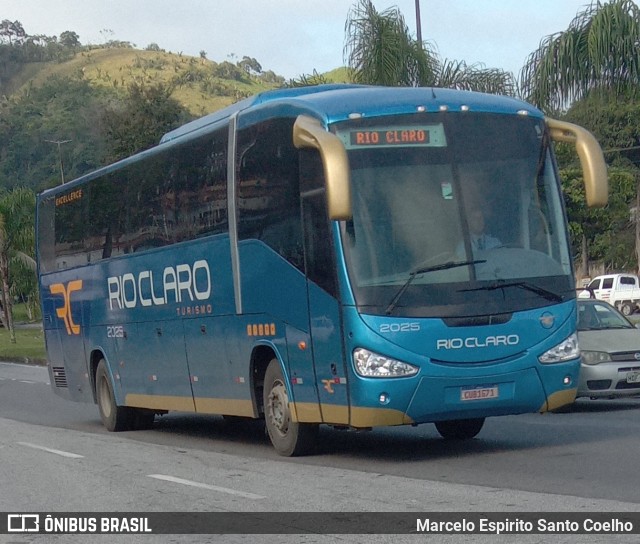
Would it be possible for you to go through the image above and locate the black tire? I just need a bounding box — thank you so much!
[435,417,485,440]
[621,303,633,316]
[129,409,155,430]
[222,415,251,425]
[95,359,132,431]
[263,359,318,456]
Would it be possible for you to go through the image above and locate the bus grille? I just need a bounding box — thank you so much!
[51,366,68,388]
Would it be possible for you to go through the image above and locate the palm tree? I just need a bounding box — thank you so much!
[520,0,640,113]
[344,0,515,95]
[0,187,36,343]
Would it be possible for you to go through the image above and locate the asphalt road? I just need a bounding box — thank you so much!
[1,361,640,543]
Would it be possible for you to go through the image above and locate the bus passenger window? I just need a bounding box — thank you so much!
[54,189,88,269]
[237,118,304,272]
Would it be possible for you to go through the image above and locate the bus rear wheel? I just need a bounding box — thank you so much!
[435,417,485,440]
[263,359,318,456]
[96,359,133,431]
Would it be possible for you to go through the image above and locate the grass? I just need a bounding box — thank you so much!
[0,303,46,364]
[0,326,46,364]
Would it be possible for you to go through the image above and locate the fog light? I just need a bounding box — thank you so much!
[563,375,572,385]
[378,393,390,405]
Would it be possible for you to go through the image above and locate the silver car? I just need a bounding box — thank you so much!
[577,299,640,399]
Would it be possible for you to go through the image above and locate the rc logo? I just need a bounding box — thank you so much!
[50,280,83,335]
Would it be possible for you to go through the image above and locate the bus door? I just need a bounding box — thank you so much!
[300,152,350,425]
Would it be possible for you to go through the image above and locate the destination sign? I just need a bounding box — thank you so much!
[339,124,446,149]
[351,129,429,146]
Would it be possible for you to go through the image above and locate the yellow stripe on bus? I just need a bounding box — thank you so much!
[125,394,195,412]
[125,394,411,428]
[540,388,577,412]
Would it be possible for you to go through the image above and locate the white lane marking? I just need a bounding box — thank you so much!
[18,442,84,459]
[148,474,265,500]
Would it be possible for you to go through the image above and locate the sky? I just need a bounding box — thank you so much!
[0,0,619,80]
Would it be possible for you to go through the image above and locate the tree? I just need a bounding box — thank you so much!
[0,187,35,343]
[238,56,262,75]
[561,91,640,274]
[344,0,515,94]
[101,81,191,161]
[0,74,113,191]
[563,165,637,276]
[287,69,329,88]
[59,31,80,49]
[0,20,26,45]
[520,0,640,113]
[211,61,246,82]
[519,0,640,276]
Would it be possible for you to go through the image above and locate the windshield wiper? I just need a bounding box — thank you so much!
[385,260,486,315]
[461,280,563,303]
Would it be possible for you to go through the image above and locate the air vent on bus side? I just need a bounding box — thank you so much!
[51,366,68,388]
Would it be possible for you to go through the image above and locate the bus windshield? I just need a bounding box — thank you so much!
[334,112,573,318]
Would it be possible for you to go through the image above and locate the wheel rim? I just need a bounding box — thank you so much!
[267,378,290,438]
[98,375,112,419]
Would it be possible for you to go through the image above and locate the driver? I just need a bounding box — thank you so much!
[467,207,501,252]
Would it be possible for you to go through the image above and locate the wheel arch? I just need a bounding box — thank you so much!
[88,348,117,404]
[250,342,288,418]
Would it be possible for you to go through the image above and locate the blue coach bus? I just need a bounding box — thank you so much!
[37,85,607,456]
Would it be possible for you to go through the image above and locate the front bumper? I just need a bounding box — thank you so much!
[577,361,640,399]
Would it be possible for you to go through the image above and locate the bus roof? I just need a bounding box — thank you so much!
[159,84,542,144]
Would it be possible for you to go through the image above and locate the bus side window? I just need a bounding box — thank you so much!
[54,190,88,269]
[37,196,56,273]
[300,149,338,297]
[87,172,128,259]
[172,129,228,241]
[237,118,304,271]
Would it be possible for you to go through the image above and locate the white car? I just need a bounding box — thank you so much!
[576,299,640,399]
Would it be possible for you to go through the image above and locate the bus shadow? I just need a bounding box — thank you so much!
[150,413,271,447]
[128,404,639,463]
[556,397,640,414]
[141,412,483,460]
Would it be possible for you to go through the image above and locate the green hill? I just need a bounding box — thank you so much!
[6,46,350,117]
[0,41,350,192]
[7,46,283,117]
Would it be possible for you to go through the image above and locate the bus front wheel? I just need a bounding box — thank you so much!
[435,418,485,440]
[96,359,132,432]
[263,359,318,456]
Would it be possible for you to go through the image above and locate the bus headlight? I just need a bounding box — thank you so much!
[538,333,580,364]
[353,348,419,378]
[581,350,611,365]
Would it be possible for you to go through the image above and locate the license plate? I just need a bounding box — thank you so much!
[460,386,499,401]
[626,372,640,384]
